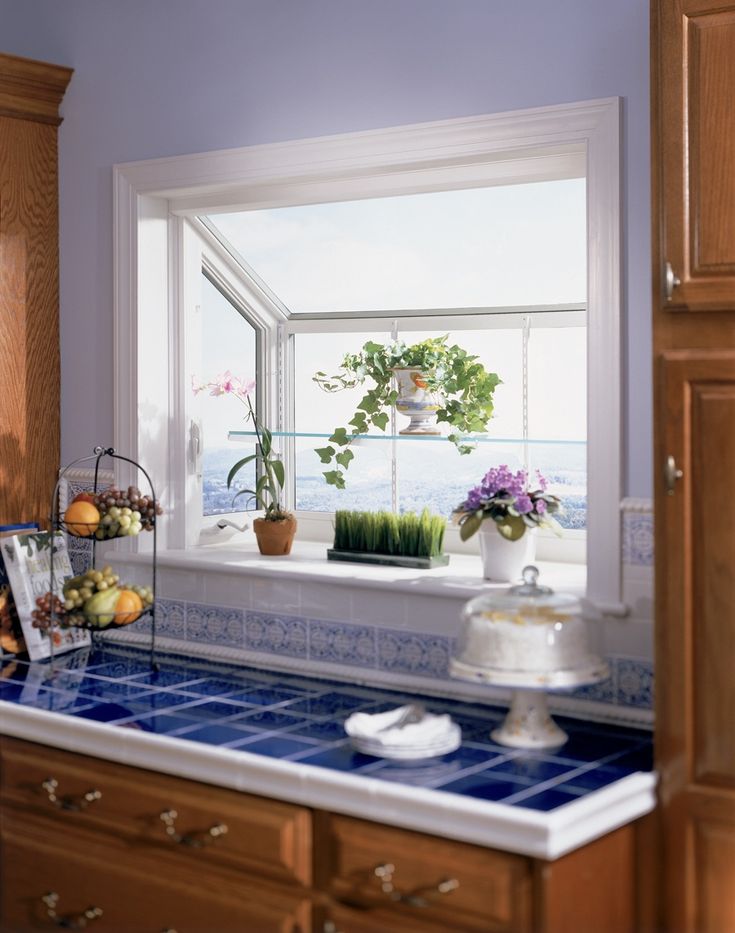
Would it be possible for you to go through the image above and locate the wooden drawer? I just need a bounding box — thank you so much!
[0,736,311,887]
[0,812,312,933]
[318,814,533,933]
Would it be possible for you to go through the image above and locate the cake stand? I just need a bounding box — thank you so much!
[450,565,610,749]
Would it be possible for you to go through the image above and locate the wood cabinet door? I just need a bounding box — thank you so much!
[656,350,735,932]
[653,0,735,310]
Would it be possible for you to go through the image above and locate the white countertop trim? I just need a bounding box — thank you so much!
[0,701,656,861]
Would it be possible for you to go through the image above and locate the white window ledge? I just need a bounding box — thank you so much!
[115,538,598,605]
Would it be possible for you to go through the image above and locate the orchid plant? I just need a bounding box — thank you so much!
[192,372,289,521]
[453,465,562,542]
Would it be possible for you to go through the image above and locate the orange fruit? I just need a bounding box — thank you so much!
[113,589,143,625]
[64,500,101,537]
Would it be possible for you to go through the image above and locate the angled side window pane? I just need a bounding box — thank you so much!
[200,273,258,516]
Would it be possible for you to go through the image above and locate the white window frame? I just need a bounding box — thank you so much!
[113,97,622,611]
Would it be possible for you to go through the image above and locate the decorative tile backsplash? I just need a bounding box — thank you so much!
[143,597,654,713]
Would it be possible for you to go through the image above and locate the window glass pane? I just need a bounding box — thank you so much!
[200,274,258,516]
[295,331,393,512]
[205,178,586,313]
[294,321,586,528]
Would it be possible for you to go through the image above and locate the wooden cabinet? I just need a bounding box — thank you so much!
[0,735,645,933]
[652,1,735,928]
[653,0,735,310]
[0,54,72,527]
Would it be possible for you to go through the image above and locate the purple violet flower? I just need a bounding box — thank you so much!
[515,494,533,514]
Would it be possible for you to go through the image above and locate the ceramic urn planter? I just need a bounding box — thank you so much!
[253,516,297,555]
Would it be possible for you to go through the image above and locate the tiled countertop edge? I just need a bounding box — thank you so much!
[0,702,657,862]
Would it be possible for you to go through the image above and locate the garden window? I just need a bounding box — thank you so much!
[114,98,622,609]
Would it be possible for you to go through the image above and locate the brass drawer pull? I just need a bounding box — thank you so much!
[42,779,102,812]
[42,892,103,928]
[373,862,459,908]
[159,808,228,847]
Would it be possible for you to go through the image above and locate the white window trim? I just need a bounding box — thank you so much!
[113,97,622,612]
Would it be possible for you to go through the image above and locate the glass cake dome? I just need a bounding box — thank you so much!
[450,566,610,748]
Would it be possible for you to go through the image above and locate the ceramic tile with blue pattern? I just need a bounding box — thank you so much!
[175,722,264,746]
[283,717,352,742]
[160,698,257,721]
[233,734,321,758]
[224,685,308,707]
[481,755,573,783]
[601,744,654,773]
[114,691,204,714]
[284,691,377,720]
[622,512,654,566]
[122,712,214,735]
[74,678,157,700]
[512,786,584,811]
[18,689,95,714]
[543,731,648,766]
[155,598,186,639]
[615,658,654,709]
[559,764,630,793]
[175,676,259,698]
[83,659,154,679]
[438,771,530,803]
[228,708,310,732]
[127,669,207,689]
[367,759,468,787]
[287,742,381,772]
[567,672,616,704]
[245,612,308,659]
[309,620,376,667]
[186,603,244,647]
[376,630,450,678]
[0,682,25,701]
[72,702,144,723]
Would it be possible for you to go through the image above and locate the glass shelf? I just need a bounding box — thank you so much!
[228,430,585,446]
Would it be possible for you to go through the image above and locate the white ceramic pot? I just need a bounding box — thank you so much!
[478,523,536,582]
[392,368,442,435]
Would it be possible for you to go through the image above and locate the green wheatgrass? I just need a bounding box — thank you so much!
[333,508,445,558]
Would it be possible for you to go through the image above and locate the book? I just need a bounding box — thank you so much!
[0,523,40,655]
[0,531,91,661]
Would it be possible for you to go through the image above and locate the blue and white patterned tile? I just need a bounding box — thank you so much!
[376,629,450,679]
[309,620,376,668]
[245,612,307,659]
[614,657,654,709]
[155,598,186,640]
[66,538,93,575]
[567,663,616,704]
[622,512,654,566]
[185,602,244,647]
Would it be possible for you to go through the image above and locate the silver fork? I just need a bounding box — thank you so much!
[378,703,426,732]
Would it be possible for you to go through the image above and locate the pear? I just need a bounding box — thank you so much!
[83,586,121,628]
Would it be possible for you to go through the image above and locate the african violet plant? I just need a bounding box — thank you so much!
[313,336,501,488]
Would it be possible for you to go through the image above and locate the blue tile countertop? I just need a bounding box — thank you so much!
[0,645,656,860]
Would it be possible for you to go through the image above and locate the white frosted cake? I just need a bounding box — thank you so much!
[457,607,593,674]
[451,566,608,688]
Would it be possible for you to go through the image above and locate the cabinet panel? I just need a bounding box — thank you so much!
[0,736,312,887]
[0,814,312,933]
[654,0,735,310]
[694,815,735,933]
[656,350,735,929]
[318,813,532,933]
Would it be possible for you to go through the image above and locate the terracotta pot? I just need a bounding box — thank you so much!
[253,516,297,555]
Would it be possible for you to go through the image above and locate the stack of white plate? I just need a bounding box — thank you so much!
[344,705,462,760]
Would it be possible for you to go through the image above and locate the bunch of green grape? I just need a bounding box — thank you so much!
[129,584,154,608]
[62,565,120,612]
[93,486,163,539]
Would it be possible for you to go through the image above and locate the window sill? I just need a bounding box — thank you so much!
[120,537,587,601]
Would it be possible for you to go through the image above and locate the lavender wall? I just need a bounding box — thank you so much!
[0,0,651,495]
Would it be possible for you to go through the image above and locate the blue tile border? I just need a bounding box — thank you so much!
[126,603,654,711]
[622,511,654,566]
